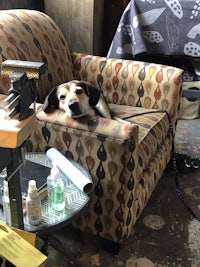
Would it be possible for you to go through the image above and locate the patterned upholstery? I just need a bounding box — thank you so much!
[0,9,75,103]
[71,53,182,135]
[0,9,183,244]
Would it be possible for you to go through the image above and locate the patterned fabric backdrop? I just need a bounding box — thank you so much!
[108,0,200,58]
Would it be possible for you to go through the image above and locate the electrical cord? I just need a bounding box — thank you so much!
[174,162,200,220]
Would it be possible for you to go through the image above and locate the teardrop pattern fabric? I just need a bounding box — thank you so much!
[30,50,182,243]
[0,9,75,102]
[71,53,182,134]
[30,99,178,243]
[31,50,182,243]
[0,9,183,244]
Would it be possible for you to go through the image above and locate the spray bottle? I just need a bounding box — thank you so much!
[26,180,42,225]
[2,180,12,226]
[47,162,65,211]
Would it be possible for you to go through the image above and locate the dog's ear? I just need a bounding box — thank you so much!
[81,82,100,107]
[43,87,59,113]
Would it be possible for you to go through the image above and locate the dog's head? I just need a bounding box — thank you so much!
[43,80,101,118]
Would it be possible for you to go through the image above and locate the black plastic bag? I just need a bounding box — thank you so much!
[175,153,200,173]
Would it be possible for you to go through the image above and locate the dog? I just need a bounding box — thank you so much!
[43,80,130,123]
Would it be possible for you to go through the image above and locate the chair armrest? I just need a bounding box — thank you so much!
[71,52,183,132]
[35,104,138,142]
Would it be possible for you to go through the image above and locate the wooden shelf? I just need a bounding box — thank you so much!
[0,95,36,148]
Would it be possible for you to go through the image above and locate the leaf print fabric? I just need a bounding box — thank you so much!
[107,0,200,58]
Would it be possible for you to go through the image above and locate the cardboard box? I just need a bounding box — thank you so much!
[0,221,47,267]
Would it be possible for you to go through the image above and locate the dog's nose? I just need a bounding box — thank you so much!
[68,100,79,111]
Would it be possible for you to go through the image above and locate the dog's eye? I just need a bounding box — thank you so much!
[59,95,66,100]
[76,89,83,95]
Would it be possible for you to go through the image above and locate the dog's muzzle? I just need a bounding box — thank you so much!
[68,100,83,117]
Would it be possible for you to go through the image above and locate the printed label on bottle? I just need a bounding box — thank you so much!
[26,203,42,225]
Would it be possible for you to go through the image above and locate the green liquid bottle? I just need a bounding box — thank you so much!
[47,162,65,211]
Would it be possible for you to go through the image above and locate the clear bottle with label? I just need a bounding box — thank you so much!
[2,180,12,226]
[26,180,42,225]
[47,162,65,211]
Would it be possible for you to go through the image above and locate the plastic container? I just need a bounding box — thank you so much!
[2,180,12,226]
[26,180,42,225]
[47,162,65,211]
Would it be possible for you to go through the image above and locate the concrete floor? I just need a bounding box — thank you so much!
[39,167,200,267]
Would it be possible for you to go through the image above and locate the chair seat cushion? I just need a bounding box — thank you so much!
[109,104,171,172]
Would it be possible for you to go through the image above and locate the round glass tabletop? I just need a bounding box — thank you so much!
[0,152,92,235]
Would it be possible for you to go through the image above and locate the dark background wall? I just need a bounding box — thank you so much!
[103,0,129,55]
[0,0,44,11]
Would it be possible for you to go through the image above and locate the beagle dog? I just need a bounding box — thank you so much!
[43,80,130,123]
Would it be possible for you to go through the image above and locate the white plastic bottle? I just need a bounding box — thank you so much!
[2,180,12,226]
[47,162,65,211]
[26,180,42,225]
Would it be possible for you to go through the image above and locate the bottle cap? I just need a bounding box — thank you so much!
[51,161,59,179]
[3,180,8,190]
[28,180,37,192]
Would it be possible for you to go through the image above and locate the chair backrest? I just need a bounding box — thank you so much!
[0,9,75,102]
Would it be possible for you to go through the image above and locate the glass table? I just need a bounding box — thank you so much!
[0,152,92,262]
[0,152,92,236]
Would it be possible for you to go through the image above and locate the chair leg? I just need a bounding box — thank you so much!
[97,236,120,254]
[40,233,84,267]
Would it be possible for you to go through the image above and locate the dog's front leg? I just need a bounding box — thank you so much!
[95,98,112,118]
[95,98,131,124]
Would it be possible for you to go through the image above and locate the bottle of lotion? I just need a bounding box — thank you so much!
[26,180,42,225]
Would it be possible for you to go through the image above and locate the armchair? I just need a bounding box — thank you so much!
[0,9,183,245]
